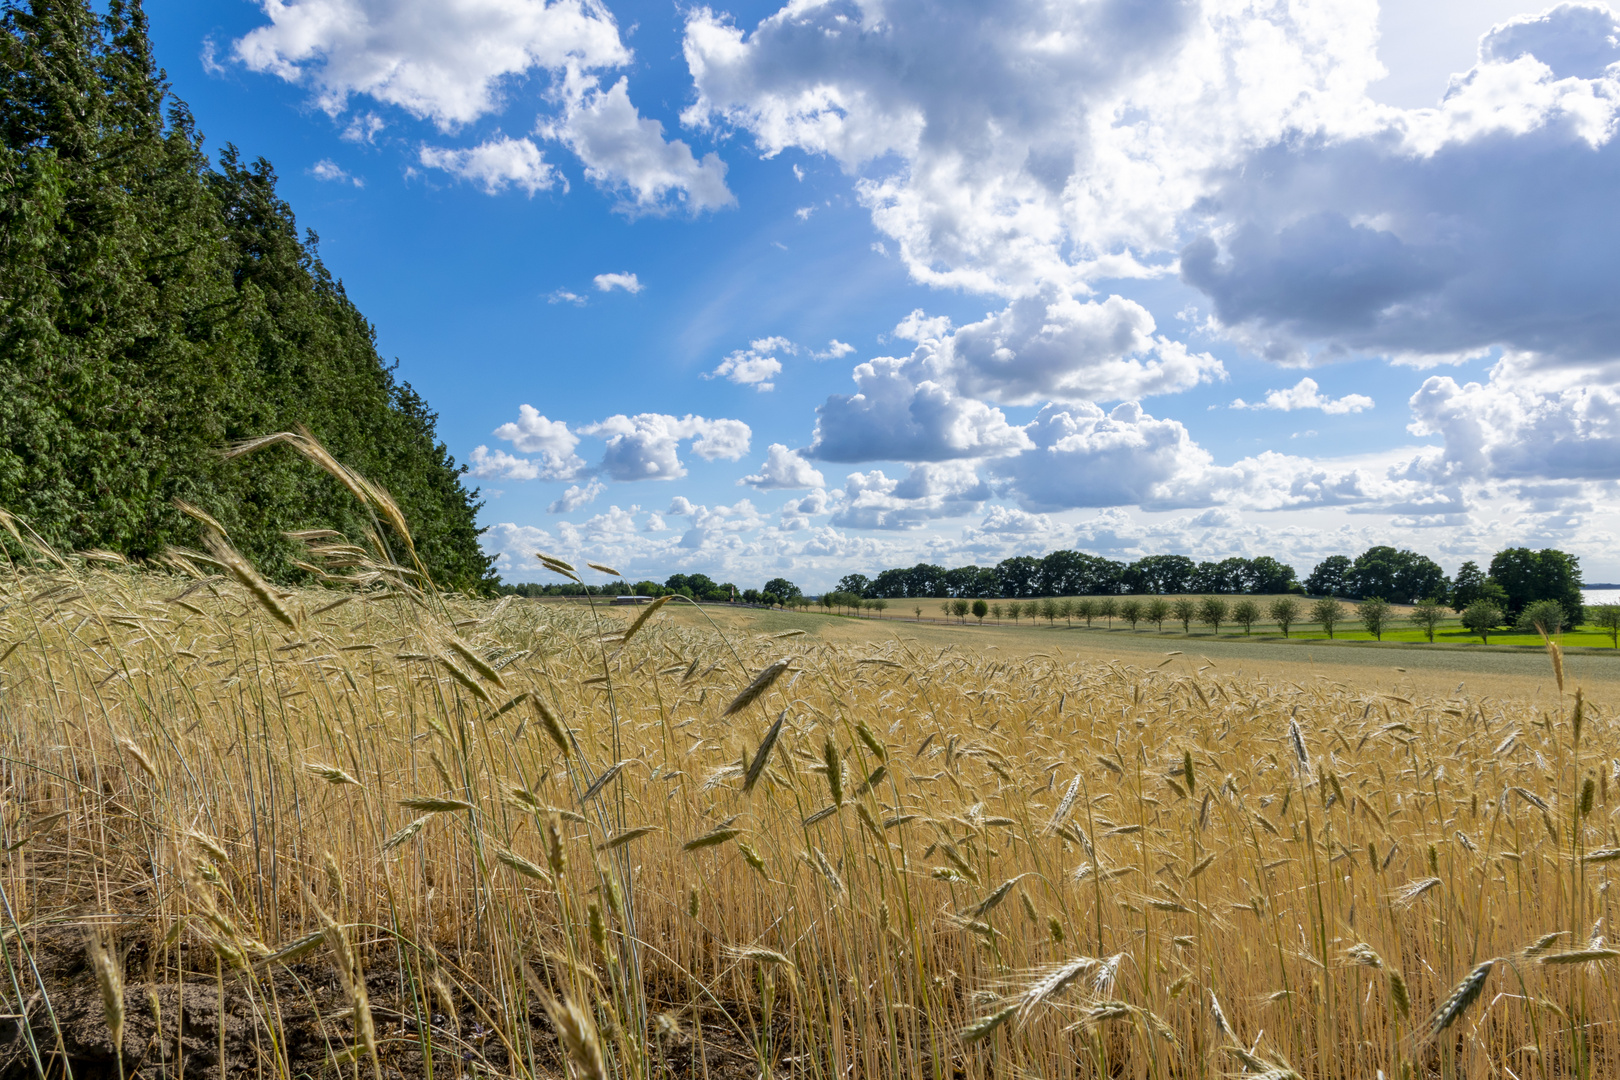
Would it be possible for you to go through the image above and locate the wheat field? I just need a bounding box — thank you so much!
[1,474,1617,1080]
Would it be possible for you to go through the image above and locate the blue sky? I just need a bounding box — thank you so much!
[148,0,1620,590]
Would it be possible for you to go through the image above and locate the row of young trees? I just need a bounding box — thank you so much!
[833,546,1586,622]
[820,591,1620,646]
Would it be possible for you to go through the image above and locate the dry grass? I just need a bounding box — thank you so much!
[1,474,1618,1079]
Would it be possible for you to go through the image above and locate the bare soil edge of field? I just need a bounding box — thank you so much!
[3,927,763,1080]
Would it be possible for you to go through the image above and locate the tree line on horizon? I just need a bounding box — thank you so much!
[826,545,1587,624]
[499,545,1593,640]
[0,1,495,591]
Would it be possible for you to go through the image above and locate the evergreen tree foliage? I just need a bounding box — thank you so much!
[0,0,495,591]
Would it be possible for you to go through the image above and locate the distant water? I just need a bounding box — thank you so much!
[1584,588,1620,605]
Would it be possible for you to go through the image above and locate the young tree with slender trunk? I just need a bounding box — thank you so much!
[1148,598,1171,631]
[1462,599,1504,643]
[1267,596,1301,637]
[1593,604,1620,648]
[1357,597,1391,641]
[1409,598,1446,642]
[1198,596,1228,635]
[1311,597,1345,639]
[1172,597,1198,633]
[1231,599,1260,634]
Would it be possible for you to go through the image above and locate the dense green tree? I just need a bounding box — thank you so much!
[995,555,1041,598]
[1448,561,1489,612]
[869,566,908,598]
[835,572,872,597]
[1209,557,1251,593]
[666,573,717,595]
[762,577,801,603]
[1124,554,1196,595]
[944,564,998,598]
[867,563,946,597]
[1038,549,1124,595]
[1346,547,1402,600]
[1488,548,1584,625]
[1393,552,1447,604]
[1347,546,1446,603]
[1246,555,1301,594]
[0,0,492,590]
[1305,556,1353,597]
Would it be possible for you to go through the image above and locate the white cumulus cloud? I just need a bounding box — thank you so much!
[830,462,991,530]
[235,0,630,129]
[740,444,824,489]
[468,445,541,481]
[548,478,607,513]
[543,74,735,214]
[805,289,1224,463]
[708,348,784,391]
[1231,377,1373,414]
[1407,355,1620,485]
[933,290,1225,405]
[310,158,362,186]
[237,0,732,211]
[683,0,1381,295]
[579,413,752,480]
[490,405,586,479]
[593,271,643,293]
[419,135,556,195]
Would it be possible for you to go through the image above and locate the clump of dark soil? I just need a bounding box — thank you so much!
[1,931,765,1080]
